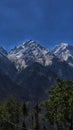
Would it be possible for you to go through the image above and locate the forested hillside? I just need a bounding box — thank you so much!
[0,80,73,130]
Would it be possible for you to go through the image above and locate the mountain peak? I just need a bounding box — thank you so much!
[52,42,73,66]
[8,40,50,70]
[21,40,48,50]
[23,40,36,45]
[11,40,44,51]
[55,42,68,50]
[22,40,39,48]
[53,43,69,54]
[10,40,49,54]
[60,42,68,46]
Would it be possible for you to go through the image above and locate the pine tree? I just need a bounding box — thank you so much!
[5,97,20,130]
[42,80,73,130]
[0,97,20,130]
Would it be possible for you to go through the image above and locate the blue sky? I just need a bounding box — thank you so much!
[0,0,73,50]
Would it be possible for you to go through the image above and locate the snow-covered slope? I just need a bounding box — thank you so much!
[52,43,73,66]
[8,40,54,70]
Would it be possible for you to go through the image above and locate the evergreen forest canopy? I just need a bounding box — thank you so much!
[0,80,73,130]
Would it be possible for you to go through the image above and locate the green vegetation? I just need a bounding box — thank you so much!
[43,79,73,130]
[0,97,20,130]
[0,80,73,130]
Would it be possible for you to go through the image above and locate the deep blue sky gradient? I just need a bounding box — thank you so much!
[0,0,73,50]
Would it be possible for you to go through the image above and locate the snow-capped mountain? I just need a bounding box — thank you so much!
[8,40,54,70]
[0,40,73,101]
[52,43,73,66]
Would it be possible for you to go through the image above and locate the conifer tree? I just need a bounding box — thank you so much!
[42,80,73,130]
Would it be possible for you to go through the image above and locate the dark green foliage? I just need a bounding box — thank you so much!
[43,79,73,130]
[0,104,10,130]
[1,79,73,130]
[0,97,20,130]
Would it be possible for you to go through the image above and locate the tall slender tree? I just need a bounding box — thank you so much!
[34,104,41,130]
[22,102,28,130]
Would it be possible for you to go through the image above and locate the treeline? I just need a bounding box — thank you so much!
[0,80,73,130]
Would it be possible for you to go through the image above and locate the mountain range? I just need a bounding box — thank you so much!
[0,40,73,101]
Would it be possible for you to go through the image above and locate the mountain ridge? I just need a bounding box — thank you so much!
[8,40,52,70]
[8,41,73,70]
[0,40,73,72]
[0,40,73,71]
[0,40,73,101]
